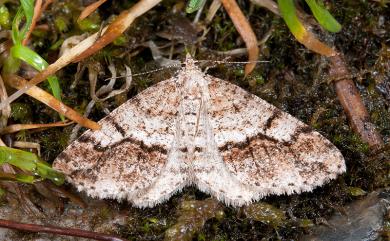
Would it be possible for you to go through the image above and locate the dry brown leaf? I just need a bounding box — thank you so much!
[220,0,259,76]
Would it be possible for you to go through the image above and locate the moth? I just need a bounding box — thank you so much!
[53,57,346,208]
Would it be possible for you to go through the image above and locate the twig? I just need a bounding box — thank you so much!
[329,54,384,150]
[0,219,128,241]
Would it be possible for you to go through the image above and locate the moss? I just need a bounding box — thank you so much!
[10,102,32,124]
[242,202,286,227]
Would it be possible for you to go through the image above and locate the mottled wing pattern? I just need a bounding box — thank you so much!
[53,78,184,205]
[206,76,346,201]
[54,57,346,208]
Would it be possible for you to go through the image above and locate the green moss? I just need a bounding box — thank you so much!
[347,187,367,197]
[11,102,32,123]
[54,16,69,32]
[0,5,11,29]
[242,202,286,227]
[77,13,101,32]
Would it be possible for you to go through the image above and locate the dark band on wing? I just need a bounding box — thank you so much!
[264,109,282,130]
[219,125,314,151]
[56,152,72,163]
[106,118,126,136]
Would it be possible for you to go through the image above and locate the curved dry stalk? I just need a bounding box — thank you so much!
[90,62,132,102]
[206,0,222,23]
[0,0,162,110]
[0,75,10,128]
[78,0,108,21]
[70,63,133,142]
[12,141,41,156]
[250,0,279,15]
[0,219,127,241]
[0,121,73,134]
[3,75,100,130]
[41,0,54,13]
[220,0,259,76]
[214,27,273,56]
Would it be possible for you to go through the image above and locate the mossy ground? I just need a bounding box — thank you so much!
[3,0,389,240]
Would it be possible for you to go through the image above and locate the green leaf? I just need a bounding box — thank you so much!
[277,0,336,56]
[11,7,26,44]
[0,146,65,185]
[305,0,341,33]
[11,0,34,44]
[11,44,47,71]
[35,161,65,185]
[10,44,63,110]
[20,0,34,28]
[186,0,206,13]
[278,0,305,39]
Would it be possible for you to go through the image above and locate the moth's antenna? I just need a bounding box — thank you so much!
[102,59,269,81]
[195,59,270,64]
[102,63,182,82]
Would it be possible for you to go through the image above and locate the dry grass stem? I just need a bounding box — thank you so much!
[78,0,108,21]
[0,121,73,134]
[220,0,259,75]
[4,75,100,130]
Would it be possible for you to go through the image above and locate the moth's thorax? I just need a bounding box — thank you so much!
[176,67,210,152]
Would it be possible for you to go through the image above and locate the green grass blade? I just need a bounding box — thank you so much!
[11,44,47,71]
[277,0,336,56]
[186,0,206,13]
[278,0,305,38]
[0,146,65,185]
[305,0,341,33]
[10,44,62,102]
[11,0,34,44]
[11,7,25,44]
[20,0,34,25]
